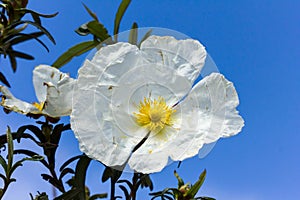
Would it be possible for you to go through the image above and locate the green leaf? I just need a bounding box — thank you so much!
[8,54,17,72]
[0,155,7,172]
[9,155,43,175]
[89,194,108,200]
[86,20,111,41]
[7,32,49,52]
[174,170,184,188]
[118,185,130,200]
[6,126,13,171]
[8,50,34,60]
[0,72,11,87]
[52,41,98,68]
[102,165,123,183]
[138,29,152,48]
[140,174,153,191]
[41,173,63,190]
[114,0,132,41]
[58,167,74,182]
[82,3,99,22]
[74,155,91,200]
[14,149,49,168]
[17,125,46,143]
[185,169,206,198]
[9,20,56,44]
[128,22,138,45]
[16,8,58,18]
[59,155,83,172]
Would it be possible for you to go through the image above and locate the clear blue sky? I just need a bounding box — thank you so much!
[0,0,299,199]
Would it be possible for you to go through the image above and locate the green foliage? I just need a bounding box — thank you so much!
[52,41,99,68]
[128,22,138,45]
[0,0,57,87]
[114,0,131,41]
[0,127,44,199]
[53,0,134,69]
[150,170,215,200]
[0,1,215,200]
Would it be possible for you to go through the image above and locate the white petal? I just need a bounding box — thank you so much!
[128,73,244,173]
[33,65,64,102]
[71,43,147,167]
[111,63,192,135]
[172,73,244,159]
[0,85,41,115]
[43,77,76,117]
[33,65,76,117]
[140,35,207,84]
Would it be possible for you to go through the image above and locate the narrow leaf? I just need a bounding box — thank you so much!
[0,72,11,87]
[6,126,13,171]
[114,0,132,41]
[138,29,152,48]
[86,21,111,42]
[16,8,58,18]
[128,22,138,45]
[59,155,83,172]
[185,169,206,198]
[59,167,75,181]
[74,155,91,199]
[0,155,7,172]
[9,155,43,175]
[8,32,49,52]
[14,149,48,168]
[82,3,99,22]
[8,54,17,72]
[17,125,46,143]
[89,193,108,200]
[9,20,56,44]
[118,185,130,200]
[52,41,98,68]
[174,170,184,188]
[9,50,34,60]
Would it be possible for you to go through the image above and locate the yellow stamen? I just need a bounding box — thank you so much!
[33,101,45,111]
[134,97,176,132]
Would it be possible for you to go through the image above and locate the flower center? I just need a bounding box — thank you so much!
[134,97,176,132]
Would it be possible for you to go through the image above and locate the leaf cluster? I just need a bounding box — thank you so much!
[52,0,152,69]
[0,0,57,87]
[150,170,215,200]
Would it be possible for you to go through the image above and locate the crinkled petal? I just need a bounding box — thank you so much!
[140,35,207,84]
[0,85,41,115]
[128,73,244,173]
[71,43,148,167]
[33,65,66,102]
[33,65,75,117]
[172,73,244,159]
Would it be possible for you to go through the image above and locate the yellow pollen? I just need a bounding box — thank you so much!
[133,97,176,132]
[33,101,45,111]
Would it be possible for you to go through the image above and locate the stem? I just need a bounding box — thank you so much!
[110,179,116,200]
[0,179,10,199]
[130,173,141,200]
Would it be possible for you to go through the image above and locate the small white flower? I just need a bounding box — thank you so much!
[71,35,244,173]
[0,65,75,118]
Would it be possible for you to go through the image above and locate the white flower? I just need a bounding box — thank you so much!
[71,35,244,173]
[0,65,75,118]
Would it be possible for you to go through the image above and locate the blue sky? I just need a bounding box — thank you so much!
[0,0,299,199]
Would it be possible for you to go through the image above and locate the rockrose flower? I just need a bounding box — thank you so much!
[0,65,75,118]
[71,35,244,173]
